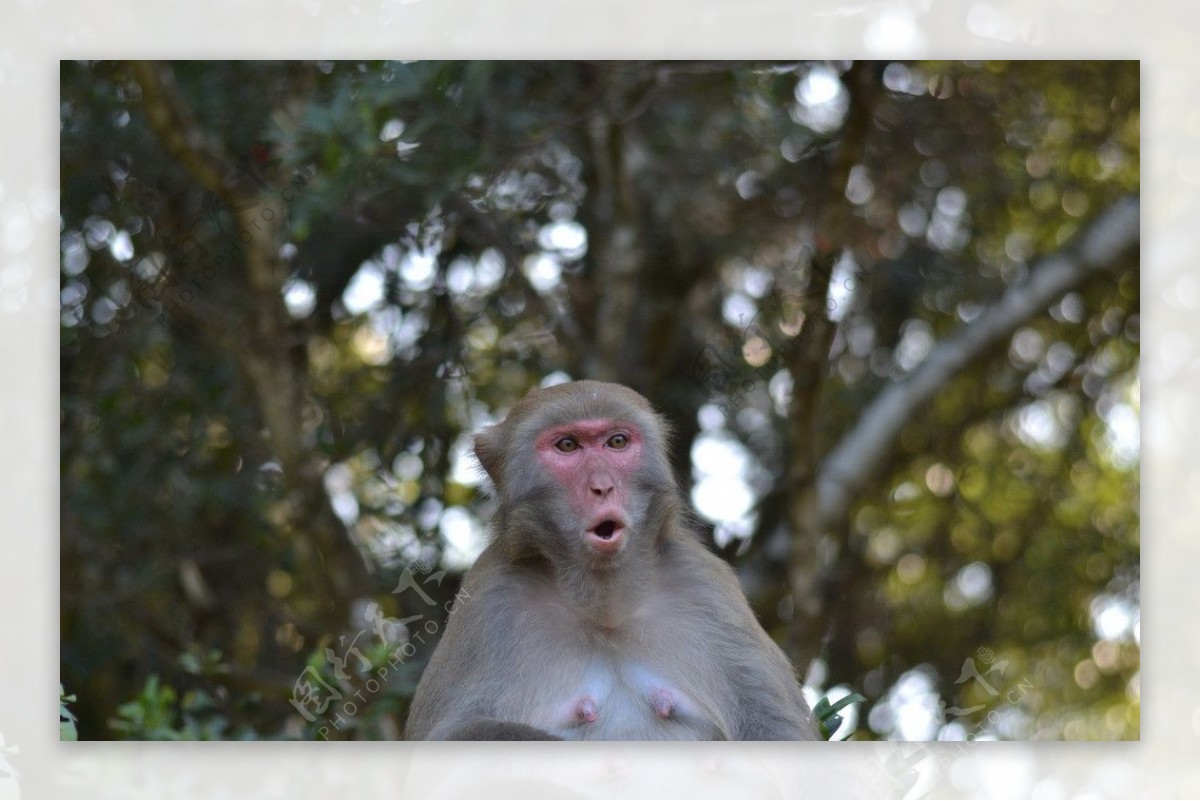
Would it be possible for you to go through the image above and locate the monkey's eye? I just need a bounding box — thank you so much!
[606,433,630,450]
[554,436,580,453]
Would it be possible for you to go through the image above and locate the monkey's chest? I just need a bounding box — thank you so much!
[521,657,722,741]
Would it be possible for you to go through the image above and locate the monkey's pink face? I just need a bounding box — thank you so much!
[534,418,644,559]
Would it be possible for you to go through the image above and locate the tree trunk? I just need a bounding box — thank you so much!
[129,61,375,641]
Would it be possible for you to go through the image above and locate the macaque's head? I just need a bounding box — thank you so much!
[474,381,676,567]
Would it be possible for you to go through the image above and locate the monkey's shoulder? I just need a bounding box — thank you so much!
[451,552,581,636]
[656,536,757,617]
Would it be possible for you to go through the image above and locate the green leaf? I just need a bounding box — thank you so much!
[59,684,79,742]
[815,692,867,740]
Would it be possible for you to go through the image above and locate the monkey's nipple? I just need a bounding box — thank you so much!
[649,688,675,719]
[575,697,599,724]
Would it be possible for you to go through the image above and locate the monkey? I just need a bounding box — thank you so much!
[403,380,821,741]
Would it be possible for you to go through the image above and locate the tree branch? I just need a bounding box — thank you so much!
[586,65,644,381]
[127,61,249,208]
[782,61,883,660]
[816,195,1140,527]
[129,61,376,635]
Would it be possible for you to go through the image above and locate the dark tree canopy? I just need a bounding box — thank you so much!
[60,60,1139,741]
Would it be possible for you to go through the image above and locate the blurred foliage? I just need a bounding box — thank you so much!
[60,60,1138,741]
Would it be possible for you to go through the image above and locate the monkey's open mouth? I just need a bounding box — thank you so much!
[592,520,619,540]
[585,519,625,555]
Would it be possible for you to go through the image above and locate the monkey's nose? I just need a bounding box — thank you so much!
[589,477,615,498]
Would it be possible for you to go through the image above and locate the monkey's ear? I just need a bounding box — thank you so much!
[473,426,504,486]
